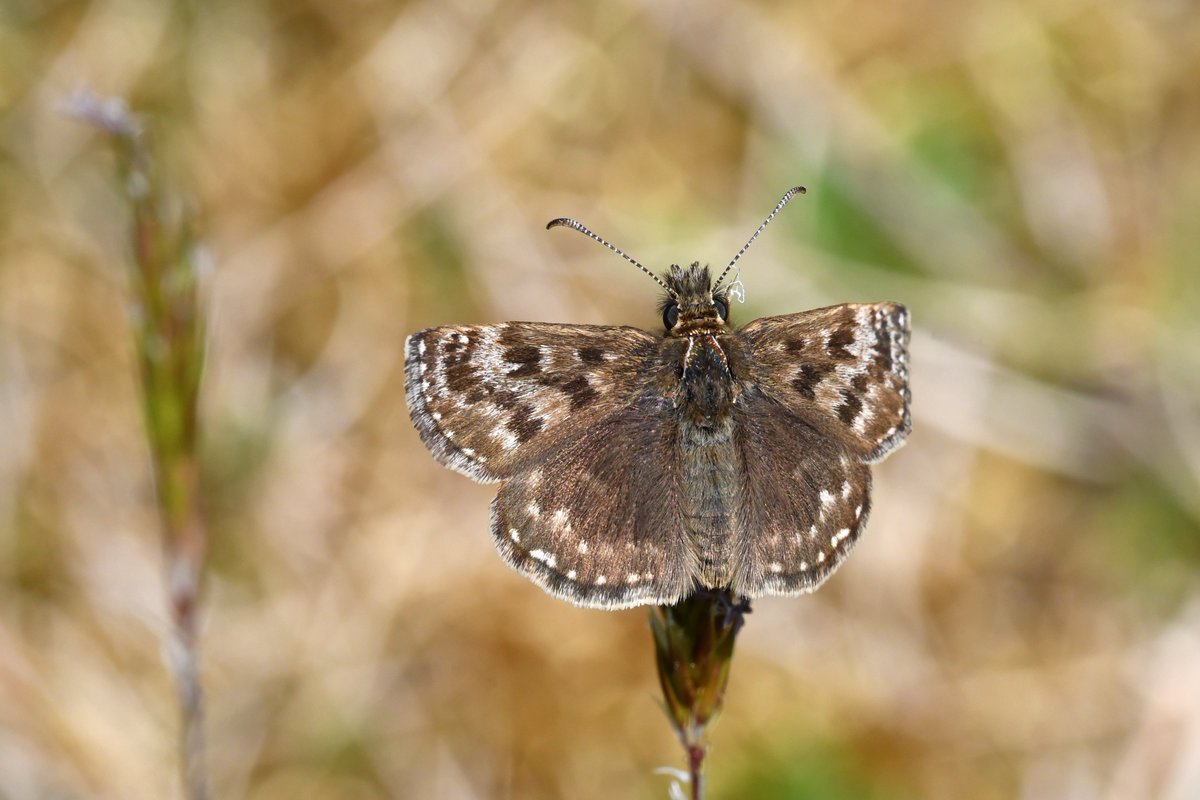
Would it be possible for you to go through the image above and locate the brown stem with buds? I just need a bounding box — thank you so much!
[650,588,751,800]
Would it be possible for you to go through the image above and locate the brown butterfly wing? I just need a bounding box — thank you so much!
[490,391,699,610]
[737,303,911,462]
[405,323,659,483]
[728,387,872,597]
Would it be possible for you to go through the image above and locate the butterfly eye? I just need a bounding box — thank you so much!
[713,295,728,321]
[662,302,680,329]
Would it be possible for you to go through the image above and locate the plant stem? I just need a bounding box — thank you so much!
[689,743,706,800]
[67,90,212,800]
[168,469,210,800]
[650,588,751,800]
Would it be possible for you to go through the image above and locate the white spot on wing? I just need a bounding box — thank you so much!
[509,528,520,543]
[527,503,540,518]
[529,549,557,569]
[769,562,783,573]
[853,407,875,434]
[578,540,588,554]
[596,575,607,586]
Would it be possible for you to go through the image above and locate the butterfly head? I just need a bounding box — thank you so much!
[547,185,808,340]
[661,263,729,336]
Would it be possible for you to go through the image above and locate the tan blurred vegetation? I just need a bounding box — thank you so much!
[3,0,1200,798]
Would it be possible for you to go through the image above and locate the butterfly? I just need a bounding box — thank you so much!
[405,187,911,609]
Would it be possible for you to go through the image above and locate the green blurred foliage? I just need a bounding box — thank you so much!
[716,739,905,800]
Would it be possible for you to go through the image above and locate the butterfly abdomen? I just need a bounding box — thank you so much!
[678,415,739,587]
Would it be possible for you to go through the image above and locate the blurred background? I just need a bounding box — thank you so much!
[2,0,1199,798]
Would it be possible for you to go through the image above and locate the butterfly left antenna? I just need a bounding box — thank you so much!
[546,217,676,298]
[713,185,806,291]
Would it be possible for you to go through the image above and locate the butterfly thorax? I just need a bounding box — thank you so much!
[662,264,736,424]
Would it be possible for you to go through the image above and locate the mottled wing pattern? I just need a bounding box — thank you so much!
[491,397,698,609]
[738,303,910,462]
[729,389,871,597]
[405,323,658,482]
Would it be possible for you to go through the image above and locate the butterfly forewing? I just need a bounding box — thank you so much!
[737,302,911,462]
[405,323,658,482]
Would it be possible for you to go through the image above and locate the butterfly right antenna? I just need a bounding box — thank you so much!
[714,185,806,294]
[547,216,677,299]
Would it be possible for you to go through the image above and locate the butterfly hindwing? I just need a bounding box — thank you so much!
[737,303,911,462]
[729,389,872,597]
[491,396,698,609]
[405,323,659,483]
